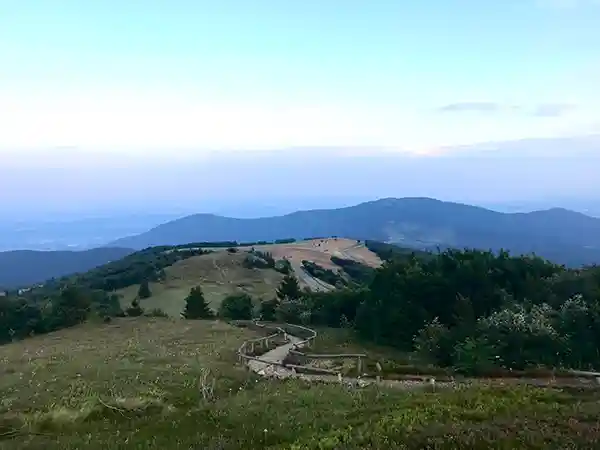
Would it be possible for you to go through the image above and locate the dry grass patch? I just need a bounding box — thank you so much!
[252,238,382,271]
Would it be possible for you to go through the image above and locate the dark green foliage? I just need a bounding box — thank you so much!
[137,280,151,299]
[266,247,600,373]
[274,258,292,274]
[301,260,346,286]
[364,240,431,263]
[242,249,275,269]
[125,298,144,317]
[182,286,214,319]
[330,255,375,284]
[274,238,296,244]
[259,298,279,321]
[47,286,92,330]
[276,274,302,301]
[304,289,367,327]
[219,293,254,320]
[0,296,45,343]
[275,299,308,324]
[91,290,123,317]
[226,247,238,253]
[69,247,209,292]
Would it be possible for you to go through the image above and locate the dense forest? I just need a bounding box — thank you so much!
[295,246,600,372]
[3,239,600,374]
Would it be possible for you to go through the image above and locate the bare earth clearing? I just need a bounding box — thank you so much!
[118,238,382,314]
[250,238,382,271]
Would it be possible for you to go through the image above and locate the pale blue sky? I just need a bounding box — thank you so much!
[1,0,599,153]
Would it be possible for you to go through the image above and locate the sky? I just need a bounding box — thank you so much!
[1,0,599,156]
[1,0,600,220]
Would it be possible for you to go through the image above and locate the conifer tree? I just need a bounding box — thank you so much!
[138,280,151,299]
[182,286,214,319]
[276,274,302,301]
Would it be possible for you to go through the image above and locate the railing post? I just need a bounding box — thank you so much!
[357,356,362,376]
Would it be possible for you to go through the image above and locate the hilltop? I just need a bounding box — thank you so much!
[109,197,600,267]
[113,238,382,316]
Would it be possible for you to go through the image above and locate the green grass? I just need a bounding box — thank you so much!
[2,319,600,449]
[117,251,285,317]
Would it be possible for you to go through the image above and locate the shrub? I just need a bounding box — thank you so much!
[219,293,254,320]
[125,298,144,317]
[259,298,279,321]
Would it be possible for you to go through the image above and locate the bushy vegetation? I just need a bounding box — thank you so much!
[270,248,600,373]
[364,240,431,263]
[0,287,119,344]
[301,260,346,286]
[56,246,211,292]
[330,255,375,284]
[242,249,276,269]
[219,293,254,320]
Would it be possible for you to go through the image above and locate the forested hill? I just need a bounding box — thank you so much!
[109,197,600,267]
[0,247,134,289]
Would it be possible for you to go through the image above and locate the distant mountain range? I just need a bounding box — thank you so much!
[0,247,134,290]
[110,197,600,267]
[4,197,600,290]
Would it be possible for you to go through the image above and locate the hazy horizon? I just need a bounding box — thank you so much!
[2,1,600,223]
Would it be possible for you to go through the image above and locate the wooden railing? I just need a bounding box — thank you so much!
[236,321,289,368]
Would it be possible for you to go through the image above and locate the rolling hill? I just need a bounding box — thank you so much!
[114,238,381,316]
[109,197,600,267]
[0,247,135,290]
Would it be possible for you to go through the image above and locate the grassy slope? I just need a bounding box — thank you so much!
[117,251,285,316]
[1,319,600,449]
[116,239,381,317]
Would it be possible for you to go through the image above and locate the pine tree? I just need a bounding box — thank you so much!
[126,298,144,317]
[182,286,214,319]
[276,274,302,301]
[138,280,151,299]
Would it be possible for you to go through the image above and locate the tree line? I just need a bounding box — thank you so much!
[270,248,600,372]
[6,240,600,375]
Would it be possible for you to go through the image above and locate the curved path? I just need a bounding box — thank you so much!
[241,324,600,390]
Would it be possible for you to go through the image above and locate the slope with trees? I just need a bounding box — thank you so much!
[273,248,600,373]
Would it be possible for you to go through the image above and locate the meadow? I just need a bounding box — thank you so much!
[1,318,599,449]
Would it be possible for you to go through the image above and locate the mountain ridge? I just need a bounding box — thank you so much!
[108,197,600,267]
[0,247,135,290]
